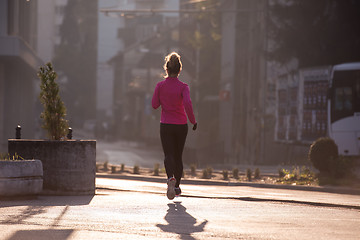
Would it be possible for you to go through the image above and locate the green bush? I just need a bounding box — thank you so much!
[133,165,140,174]
[278,168,288,178]
[153,163,160,176]
[103,161,109,171]
[246,169,252,181]
[308,137,352,178]
[277,166,316,185]
[190,164,197,176]
[207,167,213,177]
[292,166,300,180]
[202,167,213,179]
[202,169,208,179]
[121,164,125,172]
[308,137,339,176]
[222,170,229,180]
[111,166,116,174]
[232,168,239,179]
[333,155,354,179]
[254,168,261,179]
[0,153,24,161]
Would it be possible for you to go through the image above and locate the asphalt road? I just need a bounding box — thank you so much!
[0,176,359,240]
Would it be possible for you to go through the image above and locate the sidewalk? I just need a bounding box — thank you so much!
[96,164,360,195]
[96,173,360,210]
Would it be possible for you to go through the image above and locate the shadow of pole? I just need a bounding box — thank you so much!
[6,229,74,240]
[156,201,208,240]
[2,205,74,240]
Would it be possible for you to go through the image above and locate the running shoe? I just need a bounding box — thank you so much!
[175,187,182,197]
[167,177,176,200]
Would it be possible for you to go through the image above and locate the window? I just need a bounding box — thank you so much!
[334,87,352,111]
[330,70,360,123]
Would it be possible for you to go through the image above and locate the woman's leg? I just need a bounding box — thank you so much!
[173,124,188,188]
[160,123,175,179]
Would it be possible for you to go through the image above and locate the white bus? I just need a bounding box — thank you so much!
[328,62,360,156]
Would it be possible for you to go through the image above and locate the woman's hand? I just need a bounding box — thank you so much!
[192,123,197,131]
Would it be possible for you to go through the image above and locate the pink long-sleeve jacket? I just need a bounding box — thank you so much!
[152,77,196,125]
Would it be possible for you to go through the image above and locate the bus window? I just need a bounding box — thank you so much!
[334,87,352,111]
[331,69,360,123]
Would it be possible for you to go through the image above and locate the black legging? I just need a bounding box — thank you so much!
[160,123,188,188]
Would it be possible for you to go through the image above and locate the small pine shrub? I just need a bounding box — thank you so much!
[254,168,260,179]
[246,169,252,181]
[133,165,140,174]
[38,62,69,140]
[202,168,212,179]
[232,168,239,179]
[103,161,109,171]
[111,166,116,174]
[153,163,160,176]
[222,170,229,180]
[207,167,213,178]
[190,164,197,176]
[121,164,125,172]
[202,169,208,179]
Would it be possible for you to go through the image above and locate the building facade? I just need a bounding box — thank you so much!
[0,0,42,151]
[100,0,180,141]
[220,0,267,165]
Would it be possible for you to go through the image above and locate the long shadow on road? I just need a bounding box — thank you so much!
[0,195,94,240]
[156,201,208,240]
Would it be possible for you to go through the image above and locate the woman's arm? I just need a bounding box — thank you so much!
[182,85,196,125]
[152,83,161,109]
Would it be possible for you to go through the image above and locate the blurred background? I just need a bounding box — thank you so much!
[0,0,359,166]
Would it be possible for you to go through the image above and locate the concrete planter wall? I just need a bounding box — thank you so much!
[8,139,96,195]
[0,160,43,197]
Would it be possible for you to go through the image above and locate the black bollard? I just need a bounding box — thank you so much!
[15,124,21,139]
[67,127,73,140]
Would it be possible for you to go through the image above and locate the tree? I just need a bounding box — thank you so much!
[38,62,69,140]
[268,0,360,68]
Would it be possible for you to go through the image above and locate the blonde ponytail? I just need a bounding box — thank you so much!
[164,52,182,77]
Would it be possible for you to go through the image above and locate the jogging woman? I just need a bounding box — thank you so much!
[152,52,197,200]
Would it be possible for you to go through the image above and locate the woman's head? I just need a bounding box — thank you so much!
[164,52,182,77]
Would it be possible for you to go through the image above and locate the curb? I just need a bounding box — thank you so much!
[96,173,360,196]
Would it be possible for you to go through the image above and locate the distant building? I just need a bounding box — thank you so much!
[96,0,125,138]
[274,66,331,144]
[220,0,267,165]
[99,0,180,141]
[0,0,42,151]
